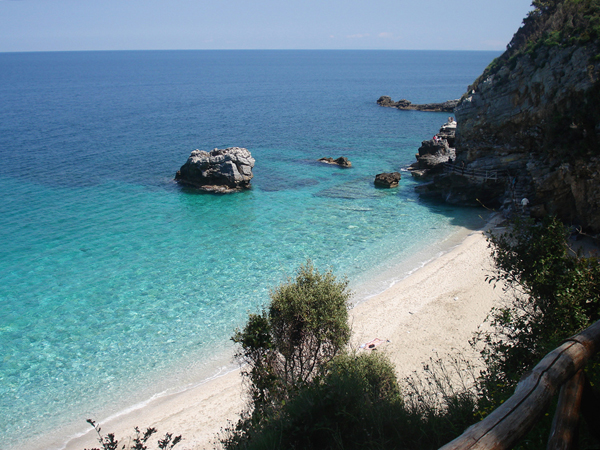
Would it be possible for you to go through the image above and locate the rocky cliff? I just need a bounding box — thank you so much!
[424,0,600,232]
[410,120,457,177]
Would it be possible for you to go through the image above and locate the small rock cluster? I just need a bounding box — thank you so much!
[377,96,459,112]
[175,148,403,194]
[318,156,401,188]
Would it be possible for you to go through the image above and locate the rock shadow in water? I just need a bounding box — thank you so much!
[314,177,397,200]
[253,175,320,192]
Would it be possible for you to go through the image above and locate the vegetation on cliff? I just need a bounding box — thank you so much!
[508,0,600,59]
[482,0,600,78]
[475,218,600,447]
[473,0,600,154]
[469,0,600,148]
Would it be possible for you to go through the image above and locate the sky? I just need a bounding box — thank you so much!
[0,0,535,53]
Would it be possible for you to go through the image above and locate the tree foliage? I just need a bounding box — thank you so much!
[231,261,351,418]
[477,216,600,406]
[234,351,404,450]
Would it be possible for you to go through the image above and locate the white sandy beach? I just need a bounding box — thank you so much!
[50,217,505,450]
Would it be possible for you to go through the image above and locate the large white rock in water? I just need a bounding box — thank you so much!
[175,147,255,192]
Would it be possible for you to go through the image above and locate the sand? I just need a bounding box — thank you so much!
[53,216,506,450]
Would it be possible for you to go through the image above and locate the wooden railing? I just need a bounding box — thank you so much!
[440,320,600,450]
[443,163,509,182]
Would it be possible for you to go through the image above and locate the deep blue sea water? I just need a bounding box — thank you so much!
[0,50,498,449]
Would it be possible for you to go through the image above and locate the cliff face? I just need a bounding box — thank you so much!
[433,0,600,232]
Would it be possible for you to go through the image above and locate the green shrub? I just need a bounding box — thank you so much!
[84,419,182,450]
[239,352,403,450]
[228,261,352,437]
[226,351,480,450]
[476,216,600,417]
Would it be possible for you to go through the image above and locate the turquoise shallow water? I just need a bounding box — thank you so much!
[0,50,496,448]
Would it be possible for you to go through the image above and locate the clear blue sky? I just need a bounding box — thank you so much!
[0,0,534,52]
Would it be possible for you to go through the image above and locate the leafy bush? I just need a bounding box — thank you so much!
[227,261,352,439]
[84,419,182,450]
[473,216,600,444]
[225,351,480,450]
[480,217,600,388]
[235,351,403,450]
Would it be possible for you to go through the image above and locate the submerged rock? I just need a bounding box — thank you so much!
[318,157,352,168]
[175,147,255,193]
[374,172,401,188]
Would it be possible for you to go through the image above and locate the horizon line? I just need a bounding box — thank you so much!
[0,48,505,54]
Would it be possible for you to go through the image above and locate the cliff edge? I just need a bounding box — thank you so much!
[424,0,600,232]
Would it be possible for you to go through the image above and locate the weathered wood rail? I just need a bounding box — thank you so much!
[440,320,600,450]
[443,162,509,182]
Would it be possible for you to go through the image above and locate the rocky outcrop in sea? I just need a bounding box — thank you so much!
[377,96,459,112]
[374,172,401,188]
[318,157,352,168]
[175,147,255,193]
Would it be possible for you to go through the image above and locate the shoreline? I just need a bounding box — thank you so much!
[349,213,504,380]
[30,214,504,450]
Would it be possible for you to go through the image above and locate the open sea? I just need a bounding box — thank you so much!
[0,50,498,449]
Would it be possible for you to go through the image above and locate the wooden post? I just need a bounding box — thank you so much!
[547,370,585,450]
[580,375,600,441]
